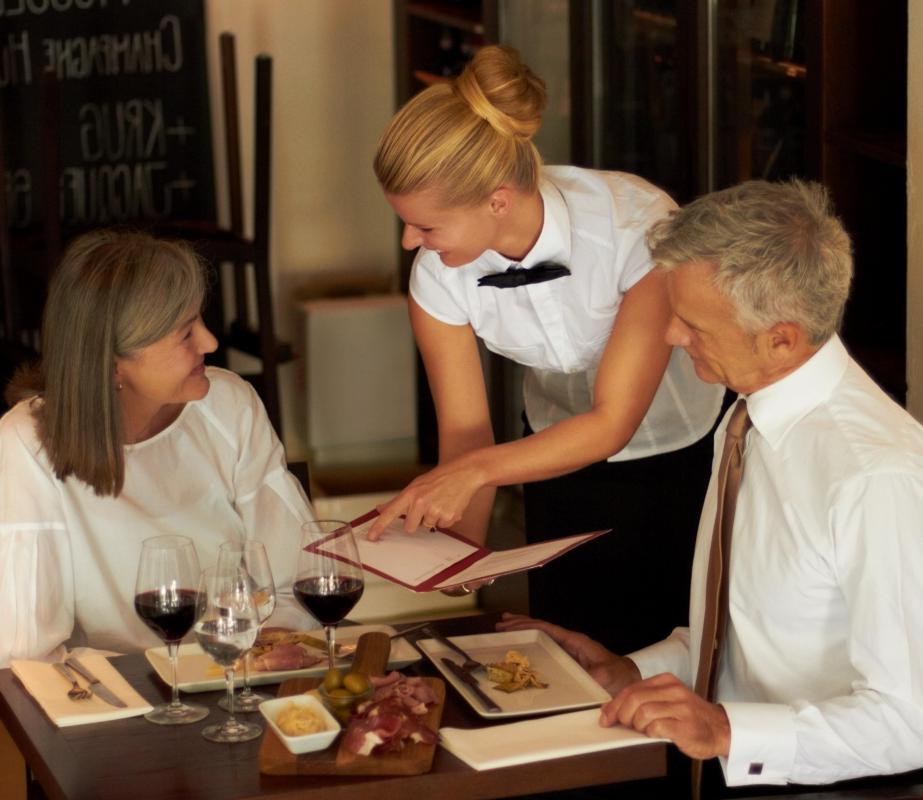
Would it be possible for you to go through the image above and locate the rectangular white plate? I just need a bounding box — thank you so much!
[418,629,610,719]
[145,624,421,693]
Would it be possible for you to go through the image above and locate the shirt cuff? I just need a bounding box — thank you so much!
[721,701,797,786]
[627,627,692,684]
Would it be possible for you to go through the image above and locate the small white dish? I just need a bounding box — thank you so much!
[259,694,341,755]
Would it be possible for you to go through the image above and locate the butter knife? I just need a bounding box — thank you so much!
[440,657,501,713]
[64,657,127,708]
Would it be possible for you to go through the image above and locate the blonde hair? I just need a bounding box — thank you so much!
[6,229,207,496]
[374,44,547,207]
[649,180,853,345]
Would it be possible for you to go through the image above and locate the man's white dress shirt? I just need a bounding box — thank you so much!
[630,336,923,785]
[0,368,315,666]
[410,166,724,460]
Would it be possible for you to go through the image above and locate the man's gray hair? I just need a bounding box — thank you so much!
[648,179,853,344]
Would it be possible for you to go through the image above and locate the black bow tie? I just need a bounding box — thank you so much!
[477,261,572,289]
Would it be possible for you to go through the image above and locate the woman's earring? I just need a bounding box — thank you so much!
[117,381,123,391]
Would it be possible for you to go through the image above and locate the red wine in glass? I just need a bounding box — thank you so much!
[134,535,208,725]
[293,576,364,624]
[134,588,198,642]
[295,521,365,668]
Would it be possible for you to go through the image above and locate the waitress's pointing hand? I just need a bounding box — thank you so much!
[366,462,483,541]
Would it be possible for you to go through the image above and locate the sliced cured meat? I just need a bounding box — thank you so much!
[341,674,439,756]
[251,643,323,672]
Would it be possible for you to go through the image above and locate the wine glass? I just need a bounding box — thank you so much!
[294,520,365,670]
[193,564,262,743]
[134,535,209,725]
[216,540,276,713]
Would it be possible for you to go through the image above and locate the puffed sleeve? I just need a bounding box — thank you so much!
[228,379,317,629]
[609,175,677,296]
[408,249,470,326]
[0,404,75,667]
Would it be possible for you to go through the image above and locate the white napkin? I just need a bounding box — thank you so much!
[439,708,667,771]
[11,654,154,727]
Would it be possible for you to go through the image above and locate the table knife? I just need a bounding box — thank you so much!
[440,657,501,713]
[423,625,485,671]
[64,657,127,708]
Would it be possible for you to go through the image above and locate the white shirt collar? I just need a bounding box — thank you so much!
[473,178,571,272]
[521,179,571,267]
[745,335,850,449]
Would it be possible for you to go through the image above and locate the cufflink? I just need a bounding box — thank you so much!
[748,763,764,776]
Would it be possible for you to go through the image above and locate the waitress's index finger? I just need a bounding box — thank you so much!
[366,497,407,541]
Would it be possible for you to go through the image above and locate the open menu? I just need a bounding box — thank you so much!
[308,510,609,593]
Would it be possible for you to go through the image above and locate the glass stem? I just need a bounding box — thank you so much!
[168,642,182,708]
[240,652,252,696]
[325,624,336,669]
[224,667,236,723]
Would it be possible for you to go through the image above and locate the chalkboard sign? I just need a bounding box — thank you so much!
[1,0,215,230]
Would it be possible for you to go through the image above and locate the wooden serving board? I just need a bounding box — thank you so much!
[259,632,445,777]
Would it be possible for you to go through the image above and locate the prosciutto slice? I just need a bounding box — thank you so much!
[342,674,438,756]
[251,643,323,672]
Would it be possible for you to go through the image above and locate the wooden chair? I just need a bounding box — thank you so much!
[155,33,294,438]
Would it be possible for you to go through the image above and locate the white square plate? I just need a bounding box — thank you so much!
[145,624,421,692]
[418,629,610,718]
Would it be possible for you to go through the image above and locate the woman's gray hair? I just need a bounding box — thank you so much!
[8,229,207,496]
[648,179,853,344]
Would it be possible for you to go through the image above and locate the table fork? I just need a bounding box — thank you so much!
[53,663,92,700]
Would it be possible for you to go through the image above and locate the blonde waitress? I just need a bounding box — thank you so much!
[368,45,723,653]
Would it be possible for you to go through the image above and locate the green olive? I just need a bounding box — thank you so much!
[322,668,343,692]
[343,672,371,696]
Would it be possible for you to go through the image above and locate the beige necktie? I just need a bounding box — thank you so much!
[691,399,751,799]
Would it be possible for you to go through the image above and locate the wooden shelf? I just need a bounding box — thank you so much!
[413,69,452,87]
[405,1,485,34]
[632,9,677,32]
[752,53,806,80]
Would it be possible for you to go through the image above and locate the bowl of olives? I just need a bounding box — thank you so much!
[317,667,373,723]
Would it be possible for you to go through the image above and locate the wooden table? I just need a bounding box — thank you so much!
[0,615,668,800]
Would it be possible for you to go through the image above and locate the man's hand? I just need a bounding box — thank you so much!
[366,461,484,541]
[496,613,641,696]
[602,672,731,759]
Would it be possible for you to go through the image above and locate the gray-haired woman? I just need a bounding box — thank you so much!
[0,229,313,666]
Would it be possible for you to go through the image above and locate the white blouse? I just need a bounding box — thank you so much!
[410,166,724,460]
[0,368,315,666]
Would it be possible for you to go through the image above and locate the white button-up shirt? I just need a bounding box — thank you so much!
[630,336,923,785]
[410,166,723,460]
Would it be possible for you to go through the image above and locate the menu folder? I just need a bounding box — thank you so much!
[333,510,610,593]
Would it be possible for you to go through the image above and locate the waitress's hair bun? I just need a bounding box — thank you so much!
[374,45,546,207]
[453,44,546,141]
